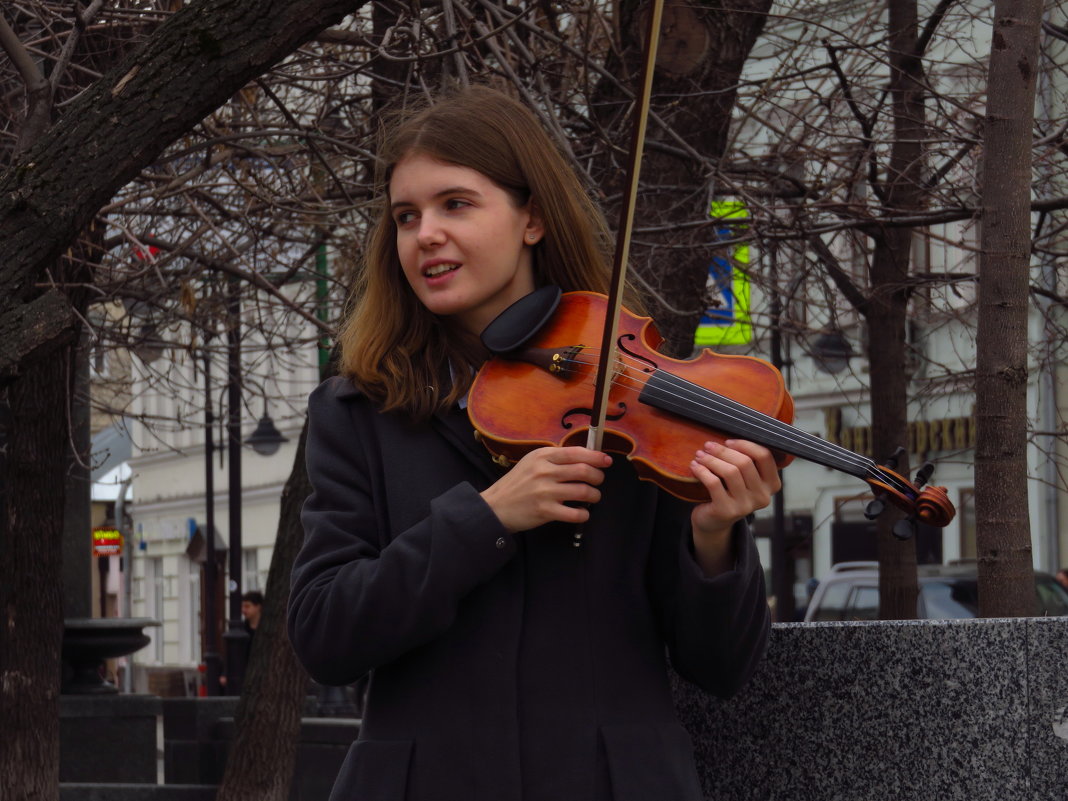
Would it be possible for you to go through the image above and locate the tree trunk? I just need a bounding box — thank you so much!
[593,0,772,356]
[0,0,367,793]
[975,0,1043,617]
[216,419,313,801]
[874,0,926,620]
[0,345,75,801]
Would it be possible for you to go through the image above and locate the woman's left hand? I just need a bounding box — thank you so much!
[687,439,781,576]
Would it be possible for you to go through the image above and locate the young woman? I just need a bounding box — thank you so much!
[288,85,778,801]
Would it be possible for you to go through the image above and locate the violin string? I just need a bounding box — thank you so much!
[618,358,914,496]
[609,358,915,497]
[627,358,916,497]
[555,348,917,499]
[648,372,917,498]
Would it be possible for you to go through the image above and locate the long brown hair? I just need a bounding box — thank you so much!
[339,85,623,420]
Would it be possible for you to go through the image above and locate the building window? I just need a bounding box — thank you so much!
[243,548,259,593]
[188,568,201,665]
[144,557,164,663]
[179,557,201,665]
[831,493,878,565]
[91,343,110,378]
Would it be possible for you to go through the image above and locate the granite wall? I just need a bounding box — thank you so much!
[673,618,1068,801]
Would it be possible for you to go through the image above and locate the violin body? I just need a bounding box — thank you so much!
[468,291,795,503]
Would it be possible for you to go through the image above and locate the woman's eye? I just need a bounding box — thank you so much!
[445,198,470,211]
[395,210,416,225]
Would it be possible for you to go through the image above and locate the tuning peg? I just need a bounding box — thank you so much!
[892,517,917,541]
[883,446,907,470]
[864,498,886,520]
[913,462,934,489]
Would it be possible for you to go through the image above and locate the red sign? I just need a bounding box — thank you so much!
[134,243,160,261]
[92,528,123,557]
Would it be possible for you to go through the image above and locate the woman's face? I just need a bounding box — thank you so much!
[389,152,543,336]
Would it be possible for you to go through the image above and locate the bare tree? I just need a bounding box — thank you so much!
[710,0,1068,617]
[975,0,1045,617]
[868,0,928,619]
[588,0,774,355]
[0,1,369,796]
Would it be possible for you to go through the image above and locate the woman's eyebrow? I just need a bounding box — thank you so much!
[390,186,481,211]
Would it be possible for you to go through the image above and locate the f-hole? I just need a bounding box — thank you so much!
[561,402,627,430]
[617,334,657,373]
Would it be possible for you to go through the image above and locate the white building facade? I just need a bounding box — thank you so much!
[126,315,321,688]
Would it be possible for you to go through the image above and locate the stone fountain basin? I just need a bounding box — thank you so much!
[62,617,160,694]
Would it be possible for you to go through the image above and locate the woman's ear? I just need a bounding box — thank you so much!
[525,202,545,245]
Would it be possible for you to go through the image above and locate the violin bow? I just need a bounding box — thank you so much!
[586,0,666,452]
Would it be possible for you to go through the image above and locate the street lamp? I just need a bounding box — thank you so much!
[219,276,290,696]
[201,340,224,696]
[811,330,854,375]
[245,413,288,456]
[200,284,289,696]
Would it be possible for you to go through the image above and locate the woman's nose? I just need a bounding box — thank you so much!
[416,214,446,247]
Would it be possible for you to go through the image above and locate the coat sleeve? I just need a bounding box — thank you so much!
[647,496,771,699]
[287,379,515,687]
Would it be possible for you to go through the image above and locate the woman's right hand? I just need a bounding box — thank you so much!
[480,446,612,533]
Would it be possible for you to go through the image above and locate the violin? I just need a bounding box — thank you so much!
[467,287,956,529]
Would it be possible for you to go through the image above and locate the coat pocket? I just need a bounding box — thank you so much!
[600,723,704,801]
[328,739,414,801]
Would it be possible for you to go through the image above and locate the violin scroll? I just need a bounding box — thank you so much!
[865,452,956,539]
[913,484,955,528]
[906,461,955,528]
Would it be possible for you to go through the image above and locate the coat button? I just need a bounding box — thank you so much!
[495,537,507,549]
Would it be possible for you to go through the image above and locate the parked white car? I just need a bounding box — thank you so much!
[803,561,1068,622]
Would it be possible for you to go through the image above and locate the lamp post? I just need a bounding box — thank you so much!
[219,276,288,695]
[202,340,224,696]
[198,278,289,695]
[222,275,246,695]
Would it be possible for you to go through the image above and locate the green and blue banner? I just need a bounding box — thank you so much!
[695,201,752,346]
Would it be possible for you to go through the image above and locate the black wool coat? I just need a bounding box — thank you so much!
[288,376,771,801]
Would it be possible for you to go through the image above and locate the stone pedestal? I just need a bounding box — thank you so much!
[673,617,1068,801]
[62,618,159,694]
[161,697,241,785]
[60,694,161,783]
[161,696,359,800]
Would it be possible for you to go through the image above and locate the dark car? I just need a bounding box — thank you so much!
[803,561,1068,622]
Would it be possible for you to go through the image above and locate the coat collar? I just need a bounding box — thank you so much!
[332,377,363,401]
[328,375,502,483]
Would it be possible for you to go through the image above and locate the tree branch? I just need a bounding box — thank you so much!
[807,235,869,315]
[0,0,368,377]
[0,11,52,155]
[0,289,76,381]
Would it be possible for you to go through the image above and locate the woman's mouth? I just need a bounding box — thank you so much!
[424,262,460,277]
